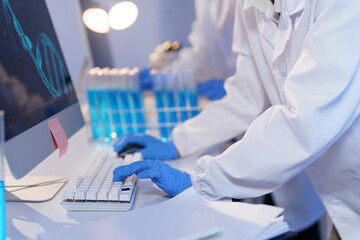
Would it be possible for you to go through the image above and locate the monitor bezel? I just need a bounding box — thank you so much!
[5,101,84,179]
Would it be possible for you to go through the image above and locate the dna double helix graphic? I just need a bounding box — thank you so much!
[0,0,73,99]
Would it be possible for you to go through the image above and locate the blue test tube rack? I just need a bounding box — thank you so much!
[86,68,200,142]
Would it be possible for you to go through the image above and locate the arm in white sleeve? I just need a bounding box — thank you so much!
[167,0,237,83]
[172,53,271,156]
[191,1,360,200]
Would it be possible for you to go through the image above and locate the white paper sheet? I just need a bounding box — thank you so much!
[39,187,288,240]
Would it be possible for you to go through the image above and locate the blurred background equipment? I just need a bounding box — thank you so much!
[85,67,200,142]
[108,1,139,31]
[82,7,110,34]
[79,0,195,68]
[43,0,198,143]
[149,41,182,69]
[81,1,139,33]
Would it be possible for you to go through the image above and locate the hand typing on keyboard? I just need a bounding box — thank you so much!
[61,152,143,211]
[113,160,192,197]
[113,133,178,160]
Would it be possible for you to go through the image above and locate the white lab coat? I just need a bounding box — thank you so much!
[165,0,237,83]
[172,0,360,238]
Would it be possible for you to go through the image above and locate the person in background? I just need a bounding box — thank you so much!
[143,0,237,101]
[114,0,360,239]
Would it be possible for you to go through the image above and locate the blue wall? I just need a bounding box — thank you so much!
[108,0,195,68]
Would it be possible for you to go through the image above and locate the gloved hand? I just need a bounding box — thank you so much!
[113,160,192,196]
[198,79,226,100]
[139,67,153,90]
[113,133,178,160]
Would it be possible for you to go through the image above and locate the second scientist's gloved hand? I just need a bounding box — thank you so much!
[198,79,226,101]
[113,133,178,160]
[139,67,153,90]
[113,160,192,196]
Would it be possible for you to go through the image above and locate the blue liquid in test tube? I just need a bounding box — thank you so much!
[154,89,168,139]
[119,89,134,133]
[166,88,178,130]
[98,89,113,142]
[177,89,188,122]
[131,90,145,133]
[87,89,101,140]
[108,89,123,137]
[188,89,199,117]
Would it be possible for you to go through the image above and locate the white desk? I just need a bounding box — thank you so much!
[5,141,222,240]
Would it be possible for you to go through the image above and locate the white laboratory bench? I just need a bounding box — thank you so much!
[4,133,223,240]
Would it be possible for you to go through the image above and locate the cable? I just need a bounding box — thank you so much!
[5,177,68,193]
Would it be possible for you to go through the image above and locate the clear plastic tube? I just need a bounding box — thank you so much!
[184,72,199,117]
[100,68,114,142]
[166,72,178,127]
[153,72,169,139]
[177,72,189,122]
[108,68,123,138]
[129,68,146,133]
[87,69,102,140]
[118,68,134,133]
[0,110,6,240]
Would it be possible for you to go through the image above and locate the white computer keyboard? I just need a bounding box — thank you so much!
[61,152,142,211]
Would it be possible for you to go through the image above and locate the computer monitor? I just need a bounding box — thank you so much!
[0,0,84,181]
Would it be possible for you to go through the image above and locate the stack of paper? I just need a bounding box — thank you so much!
[39,187,288,240]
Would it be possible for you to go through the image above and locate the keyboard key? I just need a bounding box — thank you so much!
[124,174,136,189]
[86,189,98,201]
[113,182,123,188]
[63,189,74,200]
[97,188,110,201]
[75,190,86,201]
[119,188,132,202]
[62,152,137,210]
[108,187,121,201]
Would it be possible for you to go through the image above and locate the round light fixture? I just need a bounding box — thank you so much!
[108,1,138,30]
[82,8,110,34]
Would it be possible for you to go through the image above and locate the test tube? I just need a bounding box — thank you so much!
[114,69,127,135]
[118,68,134,133]
[153,72,169,139]
[0,110,6,240]
[177,72,189,122]
[87,68,101,140]
[184,72,199,117]
[165,71,178,134]
[107,68,123,139]
[100,68,114,142]
[128,68,146,133]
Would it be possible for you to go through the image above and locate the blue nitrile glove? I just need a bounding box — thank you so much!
[113,160,192,196]
[113,133,178,160]
[139,67,153,90]
[197,79,226,100]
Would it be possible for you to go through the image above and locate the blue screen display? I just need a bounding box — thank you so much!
[0,0,77,140]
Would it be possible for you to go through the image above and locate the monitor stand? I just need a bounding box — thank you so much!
[5,176,67,202]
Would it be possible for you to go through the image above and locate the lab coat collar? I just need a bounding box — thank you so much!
[243,0,305,16]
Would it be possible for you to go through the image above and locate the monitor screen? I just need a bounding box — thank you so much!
[0,0,84,178]
[0,0,78,140]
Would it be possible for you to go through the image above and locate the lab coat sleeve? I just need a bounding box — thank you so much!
[166,0,237,83]
[191,1,360,200]
[172,53,271,157]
